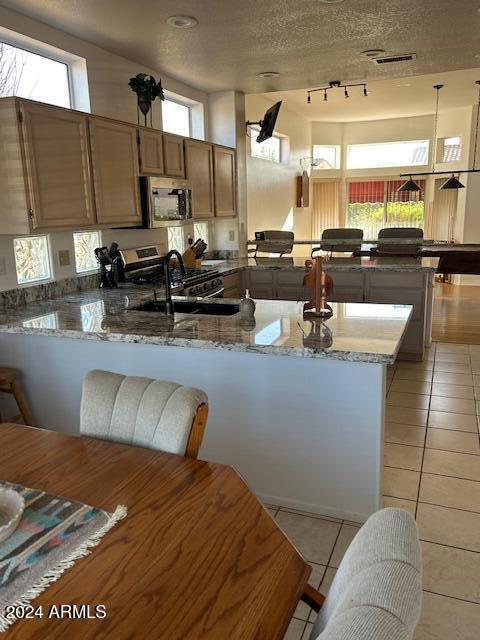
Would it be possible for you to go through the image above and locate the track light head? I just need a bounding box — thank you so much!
[307,94,311,104]
[323,90,328,101]
[344,87,349,98]
[398,176,421,192]
[363,85,368,97]
[440,174,465,190]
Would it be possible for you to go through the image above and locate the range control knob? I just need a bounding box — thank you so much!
[203,283,210,291]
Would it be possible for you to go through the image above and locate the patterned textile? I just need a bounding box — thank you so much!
[0,481,126,632]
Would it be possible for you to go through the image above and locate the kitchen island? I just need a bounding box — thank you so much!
[208,255,438,360]
[0,287,412,522]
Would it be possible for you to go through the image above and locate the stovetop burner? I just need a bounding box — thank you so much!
[128,266,219,288]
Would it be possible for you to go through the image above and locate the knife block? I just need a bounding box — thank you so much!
[182,249,200,269]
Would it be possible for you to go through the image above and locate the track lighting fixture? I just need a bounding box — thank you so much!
[306,80,368,103]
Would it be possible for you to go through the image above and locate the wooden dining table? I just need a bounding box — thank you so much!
[0,423,310,639]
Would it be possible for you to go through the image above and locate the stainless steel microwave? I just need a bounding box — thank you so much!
[140,176,192,228]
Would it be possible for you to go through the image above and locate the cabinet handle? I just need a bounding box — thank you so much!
[28,209,34,220]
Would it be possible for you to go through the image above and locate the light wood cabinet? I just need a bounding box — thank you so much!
[0,98,97,234]
[223,272,243,298]
[89,118,142,227]
[213,145,236,217]
[163,133,185,177]
[185,139,215,219]
[139,129,164,175]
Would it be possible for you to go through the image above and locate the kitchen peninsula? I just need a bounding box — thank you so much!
[0,286,412,522]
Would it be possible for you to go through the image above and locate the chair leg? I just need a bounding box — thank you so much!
[10,379,33,426]
[301,584,325,613]
[185,403,208,459]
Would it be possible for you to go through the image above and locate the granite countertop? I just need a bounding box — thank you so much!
[0,285,412,364]
[209,255,438,275]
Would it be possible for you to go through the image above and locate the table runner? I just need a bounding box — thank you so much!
[0,481,126,632]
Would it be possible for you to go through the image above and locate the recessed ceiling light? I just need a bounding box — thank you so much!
[318,0,345,3]
[360,49,386,58]
[257,71,280,78]
[166,15,198,29]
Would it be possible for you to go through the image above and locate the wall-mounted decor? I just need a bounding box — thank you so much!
[296,171,310,207]
[128,74,165,126]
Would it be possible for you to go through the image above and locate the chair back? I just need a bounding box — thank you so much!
[310,508,422,640]
[250,230,294,256]
[319,228,363,253]
[377,227,423,255]
[80,370,208,458]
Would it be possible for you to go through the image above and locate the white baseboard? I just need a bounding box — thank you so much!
[257,492,373,523]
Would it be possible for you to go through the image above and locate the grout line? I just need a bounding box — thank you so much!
[419,537,480,555]
[422,589,480,606]
[417,499,480,517]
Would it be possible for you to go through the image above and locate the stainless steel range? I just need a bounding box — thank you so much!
[120,245,224,297]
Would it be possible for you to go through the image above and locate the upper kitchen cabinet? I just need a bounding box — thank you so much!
[138,128,164,175]
[163,133,185,177]
[89,117,142,227]
[213,145,236,217]
[0,98,96,234]
[185,139,214,219]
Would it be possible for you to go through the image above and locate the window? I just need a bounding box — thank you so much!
[438,136,462,163]
[312,145,340,169]
[73,231,101,273]
[346,140,429,169]
[168,226,185,254]
[250,128,281,163]
[14,235,51,285]
[347,179,425,238]
[0,42,70,107]
[162,99,190,136]
[193,222,209,247]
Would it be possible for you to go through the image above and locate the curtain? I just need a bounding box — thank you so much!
[312,182,340,239]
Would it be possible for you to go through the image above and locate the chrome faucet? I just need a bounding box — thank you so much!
[163,250,186,315]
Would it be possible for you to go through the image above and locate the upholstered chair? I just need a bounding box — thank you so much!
[300,508,422,640]
[248,230,295,257]
[80,369,208,459]
[312,228,364,256]
[377,227,423,255]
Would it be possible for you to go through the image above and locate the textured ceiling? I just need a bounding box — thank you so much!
[264,68,480,122]
[1,0,479,94]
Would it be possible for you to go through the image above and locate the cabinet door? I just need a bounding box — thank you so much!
[213,145,236,217]
[139,129,164,175]
[163,133,185,177]
[20,101,96,230]
[185,140,214,219]
[89,118,142,227]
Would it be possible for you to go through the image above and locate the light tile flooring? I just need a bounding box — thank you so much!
[275,341,480,640]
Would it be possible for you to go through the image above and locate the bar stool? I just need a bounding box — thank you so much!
[0,367,32,425]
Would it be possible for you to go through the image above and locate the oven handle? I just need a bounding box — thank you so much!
[203,287,225,298]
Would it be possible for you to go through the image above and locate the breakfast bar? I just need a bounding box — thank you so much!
[0,288,412,522]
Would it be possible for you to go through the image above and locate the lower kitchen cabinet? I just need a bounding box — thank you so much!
[223,272,243,298]
[244,268,305,301]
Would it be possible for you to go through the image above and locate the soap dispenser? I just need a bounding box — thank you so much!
[240,289,256,317]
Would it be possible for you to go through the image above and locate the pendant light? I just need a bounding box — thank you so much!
[440,174,465,189]
[398,176,421,192]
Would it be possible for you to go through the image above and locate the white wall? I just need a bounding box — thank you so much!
[0,5,211,291]
[246,95,312,255]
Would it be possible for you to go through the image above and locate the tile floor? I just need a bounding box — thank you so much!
[275,341,480,640]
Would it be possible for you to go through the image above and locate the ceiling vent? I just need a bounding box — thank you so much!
[373,53,417,65]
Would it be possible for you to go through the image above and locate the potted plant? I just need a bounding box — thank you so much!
[128,73,165,126]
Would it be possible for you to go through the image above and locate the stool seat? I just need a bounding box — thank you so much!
[0,366,32,425]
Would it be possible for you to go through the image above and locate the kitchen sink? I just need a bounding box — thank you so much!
[131,299,240,316]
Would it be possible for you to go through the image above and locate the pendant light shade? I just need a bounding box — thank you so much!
[440,174,465,190]
[398,177,421,192]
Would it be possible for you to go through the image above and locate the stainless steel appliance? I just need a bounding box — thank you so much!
[140,176,192,227]
[120,245,224,297]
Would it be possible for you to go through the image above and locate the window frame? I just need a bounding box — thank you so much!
[13,234,52,286]
[345,178,426,237]
[161,96,192,137]
[73,230,101,274]
[0,26,90,111]
[312,144,341,170]
[249,126,285,164]
[346,139,430,170]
